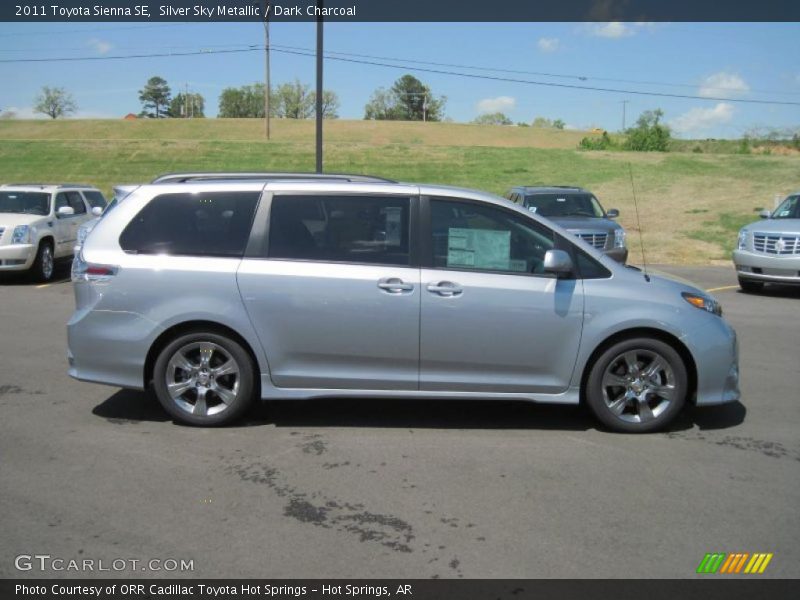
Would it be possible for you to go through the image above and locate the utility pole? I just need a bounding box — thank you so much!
[185,83,189,119]
[315,0,323,173]
[263,16,271,139]
[620,100,629,131]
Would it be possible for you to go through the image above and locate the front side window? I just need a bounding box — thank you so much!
[66,192,87,215]
[83,191,108,209]
[524,193,604,218]
[268,195,411,266]
[772,195,800,219]
[120,192,260,257]
[0,191,49,215]
[430,198,555,275]
[55,193,69,212]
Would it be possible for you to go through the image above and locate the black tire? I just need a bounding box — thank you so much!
[152,331,255,426]
[738,277,764,294]
[585,337,688,433]
[31,240,55,283]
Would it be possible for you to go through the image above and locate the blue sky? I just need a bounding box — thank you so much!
[0,21,798,138]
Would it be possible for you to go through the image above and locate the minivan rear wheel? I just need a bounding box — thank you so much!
[153,332,255,426]
[585,337,687,433]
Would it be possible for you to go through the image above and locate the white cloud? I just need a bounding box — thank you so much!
[88,38,112,55]
[476,96,516,114]
[537,37,560,53]
[671,103,735,135]
[584,22,655,39]
[698,72,749,98]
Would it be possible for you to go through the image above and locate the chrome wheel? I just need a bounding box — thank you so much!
[165,341,241,417]
[41,245,54,280]
[601,349,676,424]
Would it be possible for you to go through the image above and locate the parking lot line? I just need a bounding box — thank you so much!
[35,284,50,289]
[706,285,740,293]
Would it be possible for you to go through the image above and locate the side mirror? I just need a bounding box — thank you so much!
[606,208,620,218]
[57,206,75,217]
[91,206,103,217]
[759,209,771,219]
[543,249,574,276]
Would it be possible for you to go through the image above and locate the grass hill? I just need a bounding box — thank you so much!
[1,118,796,264]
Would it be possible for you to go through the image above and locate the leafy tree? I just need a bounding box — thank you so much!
[364,87,400,120]
[624,108,671,152]
[274,80,314,119]
[33,86,77,119]
[364,75,446,121]
[532,116,553,128]
[218,84,272,118]
[552,119,566,130]
[138,77,171,118]
[168,93,205,118]
[312,90,340,119]
[473,112,512,125]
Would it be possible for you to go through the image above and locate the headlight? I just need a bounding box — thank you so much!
[737,229,748,250]
[11,225,31,244]
[614,229,626,248]
[682,292,722,316]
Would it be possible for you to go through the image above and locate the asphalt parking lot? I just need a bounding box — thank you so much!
[0,264,798,579]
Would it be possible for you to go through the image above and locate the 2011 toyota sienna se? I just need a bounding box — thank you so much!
[67,172,740,433]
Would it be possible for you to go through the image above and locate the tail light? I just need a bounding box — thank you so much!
[72,253,118,282]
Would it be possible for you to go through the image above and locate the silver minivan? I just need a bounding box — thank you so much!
[68,173,739,432]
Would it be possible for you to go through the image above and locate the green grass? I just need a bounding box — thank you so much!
[1,119,797,264]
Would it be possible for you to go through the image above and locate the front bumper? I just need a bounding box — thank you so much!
[732,250,800,284]
[689,317,740,406]
[0,244,35,271]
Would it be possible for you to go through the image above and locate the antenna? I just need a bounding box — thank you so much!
[627,163,650,282]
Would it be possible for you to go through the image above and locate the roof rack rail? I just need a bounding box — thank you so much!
[1,183,94,188]
[151,172,397,185]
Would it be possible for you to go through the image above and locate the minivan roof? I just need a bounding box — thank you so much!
[151,172,397,185]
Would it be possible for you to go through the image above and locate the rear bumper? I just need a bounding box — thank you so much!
[67,307,163,390]
[0,244,35,271]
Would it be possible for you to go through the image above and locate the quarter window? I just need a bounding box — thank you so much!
[119,192,260,257]
[268,195,411,266]
[430,198,555,275]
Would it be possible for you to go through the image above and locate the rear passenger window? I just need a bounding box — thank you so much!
[268,195,411,266]
[66,192,86,214]
[119,192,259,257]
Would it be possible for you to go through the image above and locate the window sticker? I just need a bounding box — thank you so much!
[384,206,403,246]
[447,228,511,270]
[528,206,537,213]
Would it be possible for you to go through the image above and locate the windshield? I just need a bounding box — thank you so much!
[0,191,50,215]
[771,195,800,219]
[524,193,605,218]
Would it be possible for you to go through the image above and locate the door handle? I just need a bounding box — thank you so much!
[377,277,414,294]
[426,281,463,297]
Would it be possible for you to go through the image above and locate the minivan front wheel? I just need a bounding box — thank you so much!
[153,332,255,426]
[586,337,687,433]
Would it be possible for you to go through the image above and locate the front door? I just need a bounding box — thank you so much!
[420,196,584,393]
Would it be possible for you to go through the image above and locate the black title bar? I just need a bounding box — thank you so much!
[2,0,799,22]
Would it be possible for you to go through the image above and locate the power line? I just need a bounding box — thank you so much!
[0,47,262,63]
[0,23,192,37]
[271,47,800,107]
[270,43,800,98]
[1,43,798,106]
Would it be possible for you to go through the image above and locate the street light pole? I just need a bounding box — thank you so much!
[621,100,629,131]
[315,1,323,173]
[263,20,271,139]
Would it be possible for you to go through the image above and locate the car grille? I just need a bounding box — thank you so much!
[572,231,608,249]
[753,232,800,255]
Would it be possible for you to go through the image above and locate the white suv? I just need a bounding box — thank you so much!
[0,183,106,281]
